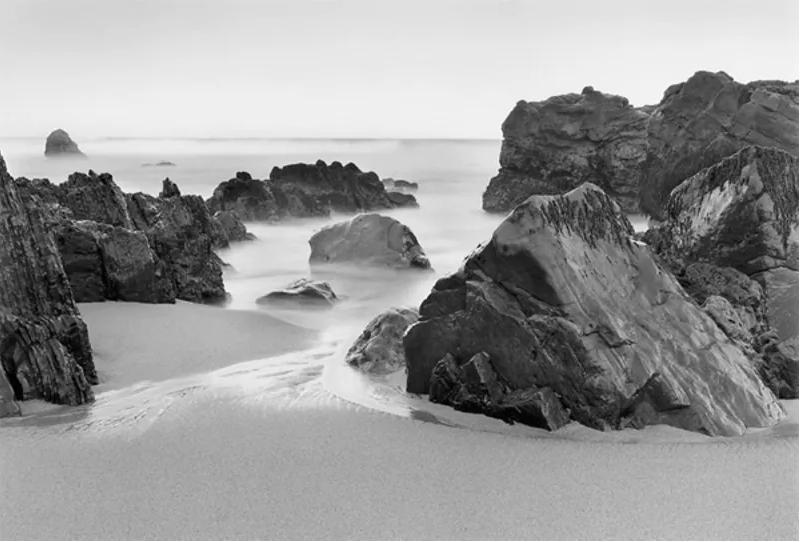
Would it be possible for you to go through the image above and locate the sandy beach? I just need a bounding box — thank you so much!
[0,302,797,540]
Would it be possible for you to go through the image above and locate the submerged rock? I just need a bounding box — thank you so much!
[308,213,431,270]
[346,307,419,374]
[0,152,95,416]
[44,129,86,158]
[256,279,337,308]
[405,183,783,436]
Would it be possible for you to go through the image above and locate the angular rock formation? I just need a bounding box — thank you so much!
[346,307,419,374]
[405,183,783,436]
[44,129,86,158]
[483,86,650,214]
[207,161,418,222]
[0,152,95,416]
[256,279,337,308]
[483,72,799,218]
[58,170,134,229]
[213,210,256,245]
[309,213,431,270]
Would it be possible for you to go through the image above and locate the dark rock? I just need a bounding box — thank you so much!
[142,161,176,167]
[309,213,431,270]
[44,129,86,158]
[405,183,783,436]
[0,152,95,416]
[56,171,134,229]
[346,307,418,374]
[386,191,419,207]
[256,279,337,308]
[213,210,256,245]
[159,178,181,198]
[757,335,799,399]
[207,175,280,222]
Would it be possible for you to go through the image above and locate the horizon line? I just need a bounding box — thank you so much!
[0,135,502,142]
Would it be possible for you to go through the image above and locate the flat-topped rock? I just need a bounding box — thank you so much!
[405,183,783,436]
[309,213,431,270]
[44,129,86,158]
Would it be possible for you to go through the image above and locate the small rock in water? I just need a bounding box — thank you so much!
[256,279,338,308]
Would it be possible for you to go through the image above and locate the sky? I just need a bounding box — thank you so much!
[1,0,798,139]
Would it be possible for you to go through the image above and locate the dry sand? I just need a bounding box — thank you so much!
[0,302,798,540]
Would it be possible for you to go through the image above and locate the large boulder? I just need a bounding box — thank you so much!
[256,279,337,308]
[0,152,95,416]
[57,170,134,229]
[308,213,431,270]
[213,210,256,245]
[482,72,799,219]
[207,161,418,222]
[346,307,419,374]
[483,86,650,214]
[44,129,86,158]
[404,183,783,436]
[127,181,226,304]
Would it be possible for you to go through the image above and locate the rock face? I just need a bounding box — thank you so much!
[44,129,86,158]
[309,213,431,270]
[256,279,337,308]
[346,307,419,374]
[0,152,95,416]
[483,72,799,219]
[404,183,783,436]
[213,210,255,245]
[207,161,418,222]
[58,171,133,229]
[483,86,650,214]
[644,146,799,398]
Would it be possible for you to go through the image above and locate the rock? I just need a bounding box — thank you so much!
[346,307,419,374]
[160,178,181,198]
[57,170,134,229]
[213,210,256,245]
[483,88,650,214]
[256,279,337,308]
[44,129,86,158]
[0,151,95,416]
[127,184,226,304]
[752,267,799,343]
[386,191,419,207]
[383,178,419,192]
[482,72,798,219]
[641,72,799,218]
[208,161,418,222]
[308,213,431,270]
[142,161,176,167]
[404,183,783,436]
[394,179,419,191]
[757,335,799,399]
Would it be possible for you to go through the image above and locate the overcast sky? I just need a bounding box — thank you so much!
[1,0,798,139]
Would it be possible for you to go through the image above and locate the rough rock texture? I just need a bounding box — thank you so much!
[483,72,799,218]
[0,152,95,416]
[309,213,431,270]
[404,183,783,436]
[207,161,418,222]
[213,210,256,245]
[346,307,419,374]
[57,171,134,229]
[256,279,337,308]
[428,352,570,430]
[483,86,650,214]
[127,184,226,304]
[44,129,86,158]
[160,178,181,198]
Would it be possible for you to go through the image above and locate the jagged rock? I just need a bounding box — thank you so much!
[213,210,256,245]
[641,72,799,218]
[127,184,226,304]
[256,279,337,308]
[483,86,650,214]
[0,152,95,416]
[482,72,799,218]
[207,161,418,222]
[58,170,134,229]
[160,178,181,198]
[757,335,799,399]
[404,183,783,436]
[346,307,419,374]
[44,129,86,158]
[308,213,431,270]
[55,221,175,304]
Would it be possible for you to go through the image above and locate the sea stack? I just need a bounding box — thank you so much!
[44,129,86,158]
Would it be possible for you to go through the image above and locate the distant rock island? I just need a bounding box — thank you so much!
[483,71,799,218]
[44,129,86,158]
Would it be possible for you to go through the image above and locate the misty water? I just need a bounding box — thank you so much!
[1,137,656,423]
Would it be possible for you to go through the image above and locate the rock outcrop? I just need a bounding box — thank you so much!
[256,279,337,308]
[346,307,418,374]
[44,129,86,158]
[483,72,799,218]
[405,183,783,436]
[644,146,799,398]
[0,152,95,416]
[213,210,255,245]
[309,213,431,270]
[207,161,418,222]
